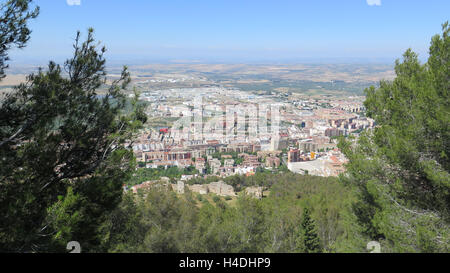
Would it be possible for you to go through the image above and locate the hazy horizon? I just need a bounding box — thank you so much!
[7,0,449,66]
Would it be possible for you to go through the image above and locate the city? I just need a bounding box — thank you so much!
[127,85,372,196]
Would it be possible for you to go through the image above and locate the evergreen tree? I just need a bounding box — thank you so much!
[339,22,450,252]
[0,28,146,252]
[0,0,39,79]
[297,207,322,253]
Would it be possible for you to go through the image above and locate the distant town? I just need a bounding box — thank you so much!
[127,85,373,196]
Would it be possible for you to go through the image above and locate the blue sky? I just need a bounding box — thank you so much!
[9,0,450,64]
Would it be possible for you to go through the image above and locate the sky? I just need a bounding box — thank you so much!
[8,0,450,65]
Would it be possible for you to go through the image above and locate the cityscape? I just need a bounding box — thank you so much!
[129,85,369,194]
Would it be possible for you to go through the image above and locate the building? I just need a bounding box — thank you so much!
[270,135,288,151]
[142,150,191,162]
[224,159,235,168]
[209,158,222,175]
[195,157,207,174]
[288,149,300,163]
[265,156,281,168]
[325,128,344,137]
[299,142,318,153]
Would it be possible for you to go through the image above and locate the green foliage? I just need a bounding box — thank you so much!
[0,0,39,79]
[339,22,450,252]
[103,188,200,253]
[104,172,361,253]
[45,187,84,251]
[196,194,203,202]
[211,151,244,165]
[296,207,322,253]
[0,29,145,252]
[186,175,221,185]
[127,166,198,186]
[223,171,292,192]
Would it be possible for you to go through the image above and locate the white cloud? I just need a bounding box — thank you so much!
[366,0,381,6]
[67,0,81,6]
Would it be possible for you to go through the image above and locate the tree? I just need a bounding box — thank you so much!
[99,192,146,253]
[296,207,322,253]
[339,22,450,252]
[0,29,146,252]
[0,0,39,80]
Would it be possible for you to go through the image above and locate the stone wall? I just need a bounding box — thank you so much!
[245,186,263,199]
[207,181,236,197]
[187,181,236,197]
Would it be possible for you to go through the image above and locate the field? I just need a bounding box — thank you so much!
[1,63,395,97]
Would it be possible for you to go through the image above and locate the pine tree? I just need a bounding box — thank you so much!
[0,0,39,80]
[339,22,450,252]
[297,207,322,253]
[0,28,147,252]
